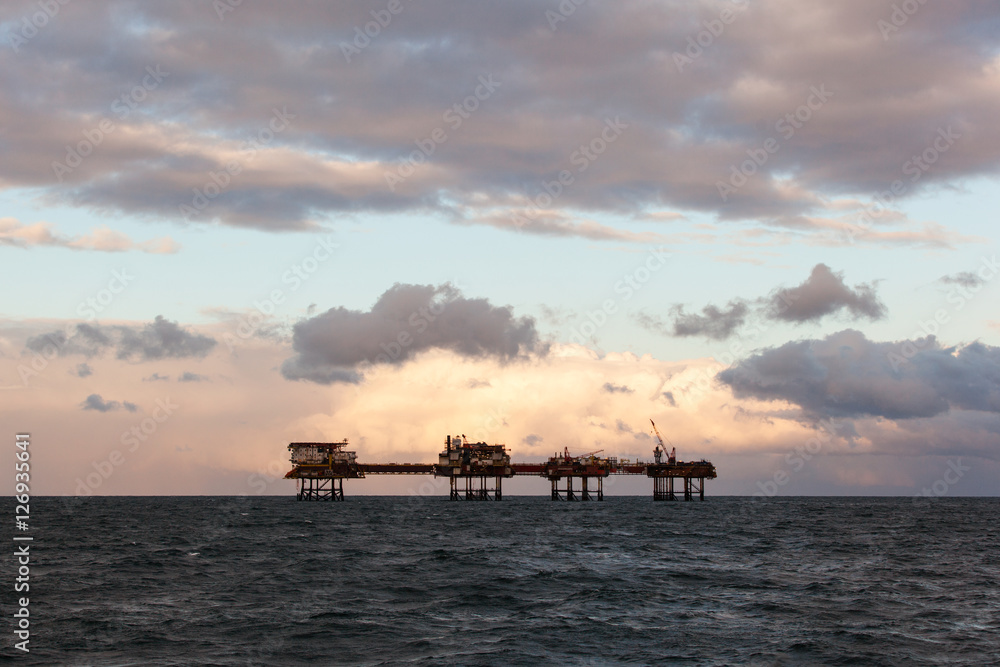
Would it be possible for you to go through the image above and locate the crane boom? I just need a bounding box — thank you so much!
[650,419,665,447]
[650,419,676,464]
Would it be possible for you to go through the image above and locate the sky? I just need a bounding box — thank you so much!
[1,0,998,498]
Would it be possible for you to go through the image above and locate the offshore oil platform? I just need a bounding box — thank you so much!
[285,420,717,501]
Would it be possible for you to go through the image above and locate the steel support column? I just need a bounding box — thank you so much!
[297,477,344,501]
[450,475,502,500]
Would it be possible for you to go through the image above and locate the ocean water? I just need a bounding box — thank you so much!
[4,496,999,666]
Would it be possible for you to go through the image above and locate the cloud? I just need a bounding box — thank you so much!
[74,363,93,378]
[3,2,997,240]
[80,393,137,413]
[640,263,884,340]
[602,382,634,394]
[25,317,216,362]
[116,317,217,361]
[766,264,886,322]
[6,325,999,494]
[662,391,676,406]
[940,271,984,289]
[635,211,687,223]
[178,372,209,382]
[281,283,546,384]
[143,373,170,382]
[0,218,179,254]
[717,329,1000,421]
[523,434,544,447]
[639,302,750,341]
[468,209,666,243]
[25,323,112,358]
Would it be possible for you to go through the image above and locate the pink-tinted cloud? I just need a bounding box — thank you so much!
[0,218,178,253]
[1,1,997,241]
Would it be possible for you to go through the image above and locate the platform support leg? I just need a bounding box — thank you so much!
[297,478,342,501]
[653,476,678,501]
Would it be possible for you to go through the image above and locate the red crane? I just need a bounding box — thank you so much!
[650,419,676,464]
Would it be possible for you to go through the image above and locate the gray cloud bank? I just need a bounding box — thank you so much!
[2,1,998,240]
[767,263,886,322]
[717,329,1000,421]
[26,316,216,361]
[81,393,137,413]
[640,264,885,340]
[281,283,546,384]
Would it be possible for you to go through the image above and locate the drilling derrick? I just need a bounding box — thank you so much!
[434,435,513,500]
[284,440,362,500]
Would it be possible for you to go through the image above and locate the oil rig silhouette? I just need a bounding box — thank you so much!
[285,420,717,501]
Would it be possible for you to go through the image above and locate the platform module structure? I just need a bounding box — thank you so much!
[284,423,717,501]
[434,435,513,500]
[512,448,619,500]
[286,440,362,501]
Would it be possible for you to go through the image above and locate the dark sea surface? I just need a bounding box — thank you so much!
[3,496,999,666]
